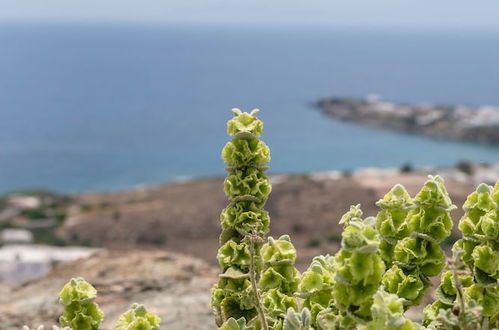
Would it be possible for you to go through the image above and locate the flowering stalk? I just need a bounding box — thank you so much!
[422,249,478,329]
[296,255,336,327]
[453,182,499,325]
[375,184,412,267]
[298,205,385,328]
[383,176,455,307]
[330,205,385,325]
[259,235,300,329]
[212,109,272,326]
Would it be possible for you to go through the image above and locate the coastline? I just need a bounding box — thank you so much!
[316,96,499,144]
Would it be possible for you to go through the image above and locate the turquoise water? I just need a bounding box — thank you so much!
[0,23,498,193]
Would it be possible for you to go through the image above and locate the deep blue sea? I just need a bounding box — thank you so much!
[0,23,498,193]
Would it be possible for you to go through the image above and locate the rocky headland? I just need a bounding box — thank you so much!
[317,96,499,144]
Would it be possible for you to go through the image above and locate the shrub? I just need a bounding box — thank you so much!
[212,110,499,330]
[20,109,499,329]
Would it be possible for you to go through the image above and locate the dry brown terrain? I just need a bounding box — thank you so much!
[58,170,473,270]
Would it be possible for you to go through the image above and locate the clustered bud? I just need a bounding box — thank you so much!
[297,205,386,328]
[259,235,300,329]
[382,176,455,306]
[375,184,412,267]
[329,205,385,325]
[296,255,336,327]
[58,277,104,329]
[115,303,161,330]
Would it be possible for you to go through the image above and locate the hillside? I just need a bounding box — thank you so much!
[59,169,475,270]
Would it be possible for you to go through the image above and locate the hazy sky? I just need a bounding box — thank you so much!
[1,0,498,31]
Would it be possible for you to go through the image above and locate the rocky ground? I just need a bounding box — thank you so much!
[0,249,218,330]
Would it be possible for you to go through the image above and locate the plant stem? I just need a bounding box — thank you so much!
[451,262,468,330]
[248,233,268,330]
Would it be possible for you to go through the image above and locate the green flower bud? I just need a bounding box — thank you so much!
[262,289,299,321]
[406,207,452,242]
[58,278,104,330]
[59,277,97,306]
[360,289,416,330]
[297,255,335,325]
[217,240,253,272]
[339,204,363,225]
[220,202,270,238]
[463,183,496,213]
[394,237,445,277]
[458,183,496,237]
[382,265,425,302]
[472,245,499,279]
[261,236,296,265]
[222,139,270,168]
[477,209,499,237]
[283,307,313,330]
[220,296,258,325]
[115,303,161,330]
[375,184,412,268]
[413,175,454,210]
[227,109,264,138]
[376,184,412,238]
[434,271,473,306]
[224,168,272,203]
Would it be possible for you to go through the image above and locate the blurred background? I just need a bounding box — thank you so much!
[0,1,498,328]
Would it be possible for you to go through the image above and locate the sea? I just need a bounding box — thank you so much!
[0,23,498,193]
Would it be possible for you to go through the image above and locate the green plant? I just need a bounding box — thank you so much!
[212,109,272,328]
[259,235,300,329]
[115,303,161,330]
[20,109,499,330]
[58,278,104,329]
[211,110,498,329]
[24,278,160,330]
[382,176,455,307]
[423,182,499,328]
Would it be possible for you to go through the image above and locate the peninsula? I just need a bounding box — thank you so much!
[316,96,499,144]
